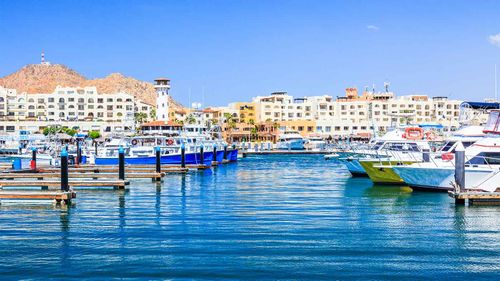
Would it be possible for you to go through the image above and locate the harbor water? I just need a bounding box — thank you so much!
[0,155,499,279]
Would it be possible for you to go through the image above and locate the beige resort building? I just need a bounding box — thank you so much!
[0,85,153,134]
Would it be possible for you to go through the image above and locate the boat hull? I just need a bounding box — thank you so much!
[393,165,495,191]
[229,149,238,162]
[360,160,416,184]
[276,139,305,150]
[95,151,214,166]
[339,158,368,177]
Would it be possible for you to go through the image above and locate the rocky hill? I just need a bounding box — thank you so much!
[0,63,183,108]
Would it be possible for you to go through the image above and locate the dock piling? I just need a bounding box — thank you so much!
[94,141,98,155]
[155,146,161,173]
[76,141,81,165]
[223,144,228,160]
[61,149,69,191]
[154,146,161,181]
[454,142,466,204]
[31,147,37,170]
[213,144,217,162]
[181,144,186,168]
[118,146,125,180]
[200,145,204,164]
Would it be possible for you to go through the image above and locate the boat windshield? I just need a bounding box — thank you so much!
[483,111,500,134]
[381,142,420,152]
[467,152,500,165]
[440,141,476,152]
[371,141,385,150]
[440,141,455,152]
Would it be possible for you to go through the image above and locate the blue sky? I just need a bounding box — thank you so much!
[1,0,499,106]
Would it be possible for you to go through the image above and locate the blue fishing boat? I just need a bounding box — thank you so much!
[93,135,234,166]
[95,150,214,166]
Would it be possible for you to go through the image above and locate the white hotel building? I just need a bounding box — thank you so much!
[0,86,153,134]
[252,89,462,137]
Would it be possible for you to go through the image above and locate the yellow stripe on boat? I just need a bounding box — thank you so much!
[359,160,416,184]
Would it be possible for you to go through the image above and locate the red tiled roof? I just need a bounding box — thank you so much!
[141,120,182,126]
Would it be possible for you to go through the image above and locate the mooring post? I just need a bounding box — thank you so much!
[213,144,217,163]
[181,143,186,168]
[31,147,37,170]
[155,146,161,173]
[118,146,125,180]
[61,148,69,191]
[223,144,228,161]
[454,142,466,204]
[94,141,98,155]
[422,148,430,162]
[199,145,204,165]
[76,141,81,165]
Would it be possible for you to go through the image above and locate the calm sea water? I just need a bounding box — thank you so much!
[0,155,498,280]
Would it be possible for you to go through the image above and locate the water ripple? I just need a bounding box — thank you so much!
[0,154,498,280]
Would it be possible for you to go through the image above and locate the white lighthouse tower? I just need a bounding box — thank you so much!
[154,78,170,121]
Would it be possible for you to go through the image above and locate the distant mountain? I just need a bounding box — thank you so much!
[0,63,183,109]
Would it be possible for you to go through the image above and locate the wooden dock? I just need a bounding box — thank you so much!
[0,190,75,205]
[0,179,129,189]
[448,191,500,205]
[0,172,164,181]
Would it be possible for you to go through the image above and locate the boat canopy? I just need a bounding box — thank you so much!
[418,123,444,129]
[460,101,500,110]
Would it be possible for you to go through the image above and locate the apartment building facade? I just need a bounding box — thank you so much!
[0,86,153,133]
[251,89,462,137]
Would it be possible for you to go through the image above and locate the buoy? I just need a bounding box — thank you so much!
[404,127,424,140]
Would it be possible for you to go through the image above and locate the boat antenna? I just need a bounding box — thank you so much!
[495,64,498,102]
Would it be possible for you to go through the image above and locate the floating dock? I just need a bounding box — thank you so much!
[448,191,500,205]
[0,172,164,180]
[0,179,129,189]
[0,190,75,205]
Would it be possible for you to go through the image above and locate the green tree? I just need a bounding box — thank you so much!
[150,107,156,119]
[42,126,58,136]
[250,126,258,141]
[134,112,148,124]
[62,127,77,137]
[88,130,101,139]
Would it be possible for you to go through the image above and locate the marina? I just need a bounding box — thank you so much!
[1,1,500,278]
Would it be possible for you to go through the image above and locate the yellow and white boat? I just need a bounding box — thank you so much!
[360,160,417,184]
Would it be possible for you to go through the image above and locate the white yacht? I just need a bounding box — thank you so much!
[393,111,500,191]
[336,128,431,177]
[276,130,306,150]
[305,135,327,151]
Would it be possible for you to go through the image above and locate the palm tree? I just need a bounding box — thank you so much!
[223,113,237,142]
[250,126,258,142]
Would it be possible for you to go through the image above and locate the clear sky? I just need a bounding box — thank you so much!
[1,0,499,106]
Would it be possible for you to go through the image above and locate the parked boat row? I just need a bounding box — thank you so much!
[0,125,239,167]
[326,106,500,193]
